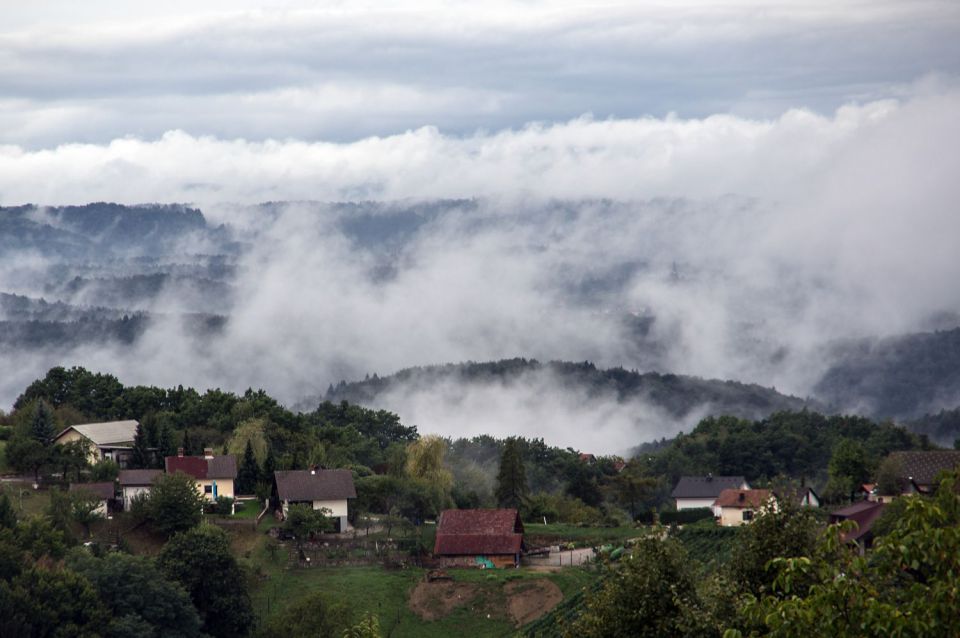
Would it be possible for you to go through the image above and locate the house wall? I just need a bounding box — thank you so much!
[312,499,348,517]
[92,499,109,517]
[55,429,101,464]
[196,478,235,501]
[675,497,717,511]
[719,507,753,527]
[122,485,152,510]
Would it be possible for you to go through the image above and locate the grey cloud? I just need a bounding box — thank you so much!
[1,2,958,146]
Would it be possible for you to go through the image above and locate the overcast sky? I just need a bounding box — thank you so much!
[2,1,958,151]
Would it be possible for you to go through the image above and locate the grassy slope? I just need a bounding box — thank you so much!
[246,532,597,638]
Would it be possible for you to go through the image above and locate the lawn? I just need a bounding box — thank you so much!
[0,482,52,518]
[247,535,597,638]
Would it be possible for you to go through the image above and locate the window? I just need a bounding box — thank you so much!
[742,510,754,521]
[204,485,213,494]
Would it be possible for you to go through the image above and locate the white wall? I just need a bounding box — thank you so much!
[313,499,348,517]
[122,485,151,510]
[676,497,717,511]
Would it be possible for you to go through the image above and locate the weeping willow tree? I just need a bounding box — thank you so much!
[405,435,453,491]
[404,435,454,520]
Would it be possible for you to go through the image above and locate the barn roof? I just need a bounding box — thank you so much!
[830,500,886,542]
[56,420,139,446]
[434,509,524,556]
[714,488,773,509]
[69,482,115,500]
[671,476,747,499]
[118,469,162,486]
[274,469,357,502]
[165,455,237,480]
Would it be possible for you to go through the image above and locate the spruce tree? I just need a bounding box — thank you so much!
[131,421,151,469]
[495,437,528,509]
[263,446,278,503]
[158,424,175,466]
[182,430,194,457]
[0,493,16,529]
[143,413,160,449]
[30,400,56,444]
[236,440,260,495]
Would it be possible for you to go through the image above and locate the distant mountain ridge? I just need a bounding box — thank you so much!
[318,358,813,421]
[815,327,960,420]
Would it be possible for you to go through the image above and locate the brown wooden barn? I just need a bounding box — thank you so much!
[433,508,525,568]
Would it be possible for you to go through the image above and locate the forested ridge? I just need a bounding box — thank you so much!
[323,358,812,422]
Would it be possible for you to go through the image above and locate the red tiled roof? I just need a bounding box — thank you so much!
[434,509,524,556]
[714,488,773,509]
[165,455,237,480]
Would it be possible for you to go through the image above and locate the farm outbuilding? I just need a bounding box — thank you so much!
[433,508,525,568]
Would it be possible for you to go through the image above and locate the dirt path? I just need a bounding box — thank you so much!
[505,579,564,626]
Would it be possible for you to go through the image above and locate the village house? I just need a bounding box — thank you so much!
[165,448,237,503]
[53,420,139,467]
[68,482,115,516]
[671,475,749,515]
[714,488,776,526]
[274,468,356,533]
[881,450,960,497]
[433,508,525,568]
[783,486,820,508]
[829,500,886,552]
[118,469,162,510]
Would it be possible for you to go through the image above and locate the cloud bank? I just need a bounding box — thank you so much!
[1,84,959,452]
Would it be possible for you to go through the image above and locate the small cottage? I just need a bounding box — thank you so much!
[714,488,775,526]
[165,448,237,503]
[274,469,357,533]
[53,420,139,467]
[671,475,750,515]
[68,482,116,516]
[434,508,525,568]
[118,469,162,510]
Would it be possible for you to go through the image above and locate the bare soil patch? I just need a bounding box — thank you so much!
[505,579,564,626]
[408,580,481,621]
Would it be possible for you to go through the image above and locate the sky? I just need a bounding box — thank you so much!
[1,1,958,151]
[1,1,959,451]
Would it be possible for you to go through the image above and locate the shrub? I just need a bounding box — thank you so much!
[659,508,713,525]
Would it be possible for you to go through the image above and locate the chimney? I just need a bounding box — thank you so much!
[177,447,184,457]
[203,447,214,459]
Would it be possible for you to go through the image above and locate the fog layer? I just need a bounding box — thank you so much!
[1,88,959,452]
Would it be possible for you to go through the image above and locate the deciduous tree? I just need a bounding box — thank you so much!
[157,524,254,638]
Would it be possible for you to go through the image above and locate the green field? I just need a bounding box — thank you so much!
[247,534,597,638]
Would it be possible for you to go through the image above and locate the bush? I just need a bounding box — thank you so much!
[659,508,713,525]
[214,496,234,515]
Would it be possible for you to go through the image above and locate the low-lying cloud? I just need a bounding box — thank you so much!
[1,86,959,453]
